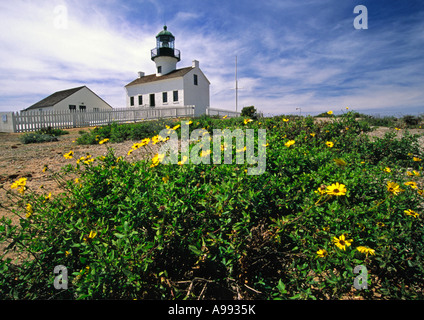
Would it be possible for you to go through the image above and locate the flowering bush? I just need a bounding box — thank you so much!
[1,110,423,299]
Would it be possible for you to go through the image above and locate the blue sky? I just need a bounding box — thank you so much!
[0,0,423,116]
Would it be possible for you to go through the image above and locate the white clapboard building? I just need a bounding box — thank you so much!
[23,86,113,112]
[125,26,210,116]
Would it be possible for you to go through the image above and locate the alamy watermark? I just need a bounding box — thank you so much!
[353,264,368,290]
[53,265,68,290]
[353,5,368,30]
[53,4,69,29]
[156,122,267,175]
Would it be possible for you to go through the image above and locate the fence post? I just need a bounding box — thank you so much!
[12,112,17,133]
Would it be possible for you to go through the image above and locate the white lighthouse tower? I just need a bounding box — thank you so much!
[151,25,181,76]
[125,25,210,115]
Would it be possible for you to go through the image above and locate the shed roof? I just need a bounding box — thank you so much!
[125,67,193,87]
[25,86,113,111]
[25,86,85,110]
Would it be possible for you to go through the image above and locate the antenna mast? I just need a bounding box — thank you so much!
[235,56,238,112]
[231,55,242,113]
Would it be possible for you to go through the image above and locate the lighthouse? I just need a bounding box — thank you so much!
[151,26,181,76]
[125,25,210,116]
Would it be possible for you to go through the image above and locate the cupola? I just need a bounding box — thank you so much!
[151,26,181,76]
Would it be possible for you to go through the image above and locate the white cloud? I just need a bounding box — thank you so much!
[0,0,423,116]
[0,1,155,110]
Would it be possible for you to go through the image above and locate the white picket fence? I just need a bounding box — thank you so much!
[0,106,243,133]
[206,107,241,118]
[2,106,195,133]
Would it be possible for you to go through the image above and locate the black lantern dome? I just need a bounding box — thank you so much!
[151,26,181,61]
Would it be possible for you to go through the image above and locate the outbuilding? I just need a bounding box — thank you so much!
[23,86,113,112]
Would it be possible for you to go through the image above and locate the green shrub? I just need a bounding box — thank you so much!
[2,110,424,300]
[241,106,257,119]
[39,127,69,136]
[19,127,69,144]
[402,115,421,127]
[19,132,58,144]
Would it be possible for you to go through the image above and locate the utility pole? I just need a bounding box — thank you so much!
[233,56,242,113]
[235,55,238,113]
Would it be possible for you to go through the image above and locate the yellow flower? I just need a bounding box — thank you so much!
[404,209,419,218]
[83,158,95,165]
[356,246,375,256]
[327,110,333,115]
[25,203,33,218]
[325,141,334,148]
[384,167,391,173]
[285,140,295,147]
[64,151,74,159]
[11,177,27,189]
[200,149,212,157]
[315,186,326,195]
[65,251,71,257]
[84,230,97,242]
[283,118,289,122]
[413,170,420,176]
[316,249,328,258]
[387,181,402,195]
[332,234,352,251]
[222,115,228,119]
[413,157,422,162]
[404,181,418,189]
[326,182,347,196]
[42,165,48,173]
[99,138,109,145]
[178,155,188,166]
[346,107,349,110]
[236,146,246,153]
[243,118,253,125]
[172,124,181,130]
[394,127,400,131]
[150,153,165,168]
[185,120,193,125]
[127,149,134,156]
[162,175,169,183]
[11,177,27,194]
[406,171,414,176]
[310,133,316,137]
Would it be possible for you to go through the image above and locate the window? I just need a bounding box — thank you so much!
[194,74,198,85]
[150,94,155,107]
[157,66,162,74]
[173,90,178,102]
[79,105,86,112]
[138,95,143,106]
[162,92,168,103]
[69,105,76,112]
[130,96,134,106]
